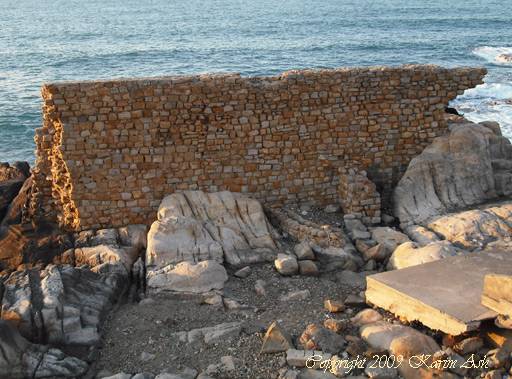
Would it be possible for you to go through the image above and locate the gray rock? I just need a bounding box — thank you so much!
[370,227,410,254]
[146,191,278,268]
[275,253,299,276]
[147,260,228,293]
[294,241,315,260]
[234,266,251,278]
[388,241,458,270]
[313,245,363,272]
[286,349,332,368]
[298,369,338,379]
[0,320,88,378]
[298,260,319,276]
[174,322,242,345]
[255,279,267,296]
[299,324,345,354]
[393,121,512,225]
[103,374,133,379]
[324,204,340,213]
[280,289,311,302]
[362,243,389,262]
[132,374,155,379]
[364,360,398,379]
[1,264,124,346]
[426,204,512,250]
[402,224,440,246]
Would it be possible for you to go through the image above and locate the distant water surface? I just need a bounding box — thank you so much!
[1,0,511,163]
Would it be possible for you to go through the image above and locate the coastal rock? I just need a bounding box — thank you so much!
[360,321,444,379]
[275,254,299,276]
[298,260,319,276]
[393,122,512,225]
[496,53,512,63]
[0,162,30,221]
[388,241,459,270]
[299,324,345,354]
[370,227,410,254]
[1,264,124,346]
[351,309,383,326]
[312,245,363,272]
[0,320,88,378]
[294,241,315,260]
[426,203,512,250]
[147,191,278,268]
[173,322,242,345]
[402,224,440,246]
[74,244,140,274]
[360,321,439,356]
[147,260,228,293]
[1,176,32,226]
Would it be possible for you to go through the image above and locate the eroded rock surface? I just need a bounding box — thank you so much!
[147,191,278,268]
[0,319,88,378]
[1,264,125,346]
[394,122,512,225]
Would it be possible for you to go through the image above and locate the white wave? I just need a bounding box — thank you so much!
[473,46,512,65]
[452,82,512,140]
[458,82,512,100]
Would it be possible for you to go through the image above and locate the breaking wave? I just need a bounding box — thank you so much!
[473,46,512,65]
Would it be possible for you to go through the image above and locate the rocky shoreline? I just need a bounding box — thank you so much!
[0,114,511,379]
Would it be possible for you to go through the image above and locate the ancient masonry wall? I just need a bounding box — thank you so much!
[33,65,486,231]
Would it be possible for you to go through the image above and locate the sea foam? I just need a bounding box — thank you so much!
[473,46,512,65]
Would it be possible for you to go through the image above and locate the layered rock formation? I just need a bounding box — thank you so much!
[147,191,278,268]
[393,121,512,226]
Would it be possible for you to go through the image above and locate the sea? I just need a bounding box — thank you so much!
[1,0,511,163]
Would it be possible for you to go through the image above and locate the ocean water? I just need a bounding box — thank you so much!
[1,0,511,163]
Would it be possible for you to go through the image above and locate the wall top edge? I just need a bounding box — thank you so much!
[41,64,487,91]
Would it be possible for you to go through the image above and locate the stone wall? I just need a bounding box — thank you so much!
[33,65,486,231]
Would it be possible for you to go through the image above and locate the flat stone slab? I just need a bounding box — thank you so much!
[366,251,512,335]
[482,274,512,317]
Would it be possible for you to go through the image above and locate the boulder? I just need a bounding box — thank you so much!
[299,324,345,354]
[0,320,88,378]
[147,260,228,293]
[275,254,299,276]
[393,122,512,225]
[362,243,389,262]
[370,227,410,254]
[294,241,315,260]
[360,321,447,379]
[351,309,383,326]
[360,321,439,356]
[298,260,319,276]
[147,191,278,268]
[312,245,363,272]
[402,224,440,246]
[388,241,459,270]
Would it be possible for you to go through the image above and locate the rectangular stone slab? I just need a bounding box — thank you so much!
[366,251,512,335]
[482,274,512,317]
